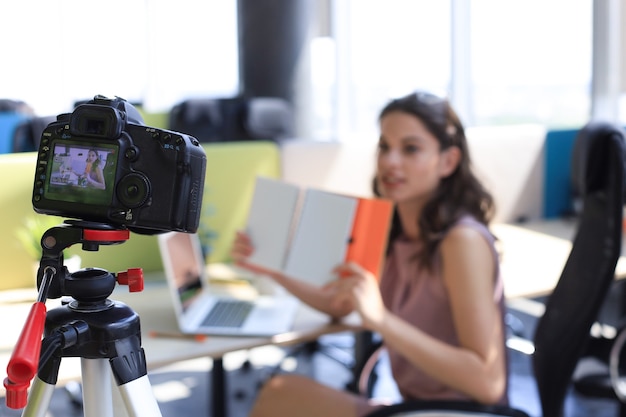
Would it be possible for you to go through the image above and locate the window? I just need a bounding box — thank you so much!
[469,0,592,128]
[0,0,598,133]
[0,0,239,116]
[327,0,451,142]
[143,0,239,112]
[326,0,593,142]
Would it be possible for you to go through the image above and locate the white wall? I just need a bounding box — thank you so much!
[466,124,546,223]
[280,140,377,198]
[281,124,547,224]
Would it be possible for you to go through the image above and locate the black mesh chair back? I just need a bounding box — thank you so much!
[532,121,626,417]
[168,98,227,143]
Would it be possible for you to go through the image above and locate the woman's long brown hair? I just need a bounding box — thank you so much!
[374,92,495,270]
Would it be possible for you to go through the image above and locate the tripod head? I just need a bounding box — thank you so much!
[4,220,145,408]
[38,220,143,300]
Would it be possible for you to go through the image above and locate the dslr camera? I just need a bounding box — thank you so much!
[32,95,207,234]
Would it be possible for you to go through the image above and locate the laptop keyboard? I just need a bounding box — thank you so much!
[202,299,254,328]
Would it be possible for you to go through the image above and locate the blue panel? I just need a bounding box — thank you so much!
[0,113,30,154]
[543,129,579,218]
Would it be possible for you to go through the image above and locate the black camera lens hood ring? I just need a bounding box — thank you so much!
[116,173,150,208]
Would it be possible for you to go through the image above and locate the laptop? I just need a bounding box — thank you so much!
[158,231,300,336]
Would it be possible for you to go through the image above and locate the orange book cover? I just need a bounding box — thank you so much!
[344,198,393,281]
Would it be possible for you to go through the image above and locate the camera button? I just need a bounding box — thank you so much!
[124,147,139,161]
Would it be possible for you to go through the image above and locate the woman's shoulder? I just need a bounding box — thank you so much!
[442,215,494,250]
[452,214,491,235]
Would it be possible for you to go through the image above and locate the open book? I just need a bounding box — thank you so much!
[244,176,393,286]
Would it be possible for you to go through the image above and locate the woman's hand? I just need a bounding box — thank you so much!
[327,262,387,330]
[230,230,281,278]
[231,231,353,318]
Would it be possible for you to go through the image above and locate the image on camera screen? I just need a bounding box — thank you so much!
[46,142,118,205]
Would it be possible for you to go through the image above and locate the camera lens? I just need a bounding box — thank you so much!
[117,173,150,208]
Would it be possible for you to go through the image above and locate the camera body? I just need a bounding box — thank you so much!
[32,95,207,234]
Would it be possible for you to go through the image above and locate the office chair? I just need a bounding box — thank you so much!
[168,96,293,143]
[243,97,294,140]
[356,120,626,417]
[568,122,626,416]
[11,115,55,152]
[0,99,34,154]
[168,98,226,142]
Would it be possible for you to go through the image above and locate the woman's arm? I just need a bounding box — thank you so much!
[384,226,506,403]
[333,225,506,404]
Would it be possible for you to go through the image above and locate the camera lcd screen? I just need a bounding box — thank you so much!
[44,142,118,205]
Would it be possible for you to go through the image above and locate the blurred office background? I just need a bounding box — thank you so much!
[1,0,619,144]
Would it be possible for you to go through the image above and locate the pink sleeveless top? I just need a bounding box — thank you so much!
[378,215,508,404]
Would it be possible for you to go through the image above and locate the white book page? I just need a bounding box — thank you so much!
[245,177,302,271]
[284,189,357,285]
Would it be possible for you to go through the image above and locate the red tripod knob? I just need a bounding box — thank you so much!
[117,268,144,292]
[3,378,29,409]
[4,301,47,409]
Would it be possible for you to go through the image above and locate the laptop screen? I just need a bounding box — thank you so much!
[162,232,205,313]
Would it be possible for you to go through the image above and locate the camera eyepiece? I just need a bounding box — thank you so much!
[69,106,124,139]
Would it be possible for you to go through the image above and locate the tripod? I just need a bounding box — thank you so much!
[3,220,162,417]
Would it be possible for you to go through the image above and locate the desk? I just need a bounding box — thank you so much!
[123,283,361,417]
[118,284,358,369]
[0,283,360,416]
[493,219,626,300]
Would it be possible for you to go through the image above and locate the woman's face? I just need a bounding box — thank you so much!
[87,150,97,162]
[376,111,455,207]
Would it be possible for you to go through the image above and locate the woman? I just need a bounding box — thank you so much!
[82,149,105,190]
[231,92,508,417]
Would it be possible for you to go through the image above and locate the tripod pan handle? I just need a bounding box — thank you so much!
[6,302,46,383]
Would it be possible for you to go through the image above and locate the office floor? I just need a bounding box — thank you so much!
[0,329,622,417]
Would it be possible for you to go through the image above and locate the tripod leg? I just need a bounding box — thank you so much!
[82,359,162,417]
[117,374,162,417]
[109,339,162,417]
[81,359,114,417]
[22,348,62,417]
[21,377,55,417]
